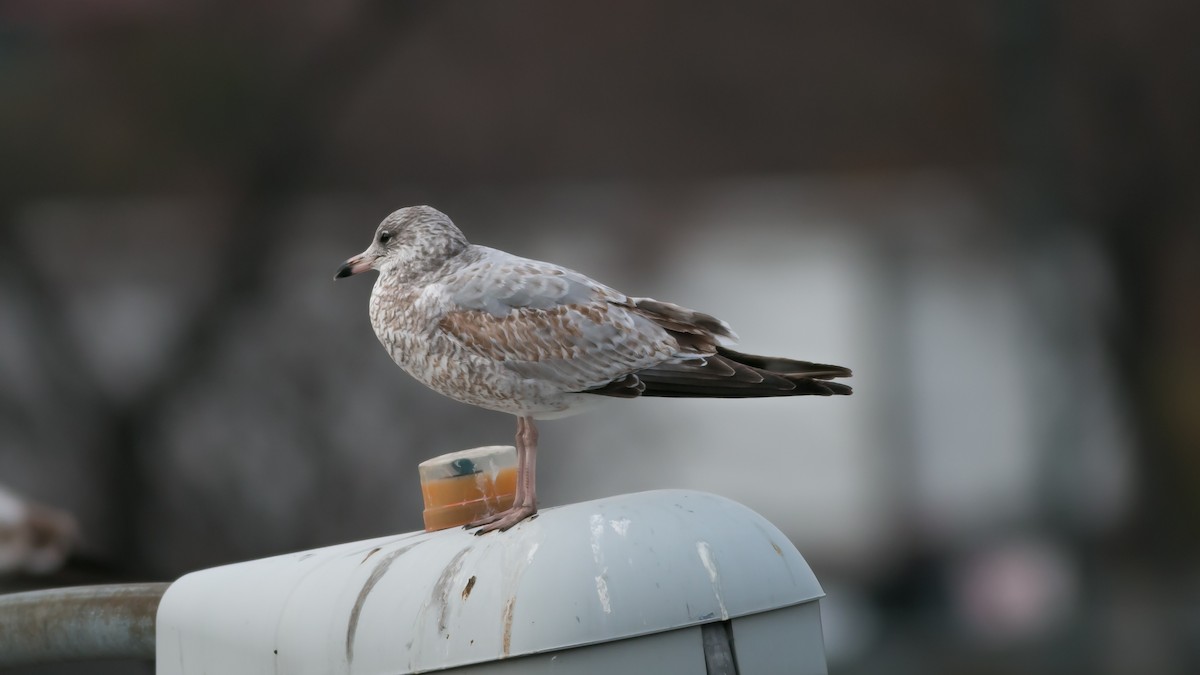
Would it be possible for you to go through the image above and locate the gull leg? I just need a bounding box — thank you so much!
[523,418,538,511]
[509,423,528,508]
[467,416,540,534]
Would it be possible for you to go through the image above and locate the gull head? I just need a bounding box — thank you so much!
[335,205,469,281]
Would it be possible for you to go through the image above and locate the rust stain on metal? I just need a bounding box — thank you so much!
[501,595,517,657]
[431,547,471,636]
[345,541,424,664]
[461,575,476,600]
[361,547,381,564]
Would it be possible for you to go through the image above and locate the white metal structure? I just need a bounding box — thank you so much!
[157,490,826,674]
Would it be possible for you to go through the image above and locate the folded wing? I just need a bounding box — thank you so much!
[438,247,852,399]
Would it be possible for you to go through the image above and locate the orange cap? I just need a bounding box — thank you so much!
[418,446,518,532]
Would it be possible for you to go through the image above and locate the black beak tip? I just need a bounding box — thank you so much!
[334,263,354,280]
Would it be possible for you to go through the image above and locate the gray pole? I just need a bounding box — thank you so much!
[0,582,168,667]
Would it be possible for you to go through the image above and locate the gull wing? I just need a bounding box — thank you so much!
[436,248,687,392]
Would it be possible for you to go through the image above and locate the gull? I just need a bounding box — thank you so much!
[336,206,852,534]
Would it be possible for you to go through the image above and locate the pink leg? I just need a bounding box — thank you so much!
[520,418,538,510]
[510,423,528,507]
[467,416,540,534]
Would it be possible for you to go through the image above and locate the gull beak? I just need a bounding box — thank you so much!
[335,253,373,279]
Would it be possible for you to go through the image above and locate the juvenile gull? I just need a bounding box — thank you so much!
[336,206,852,534]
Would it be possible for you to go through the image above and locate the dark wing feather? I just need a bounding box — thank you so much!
[599,348,853,398]
[714,346,852,380]
[584,296,854,399]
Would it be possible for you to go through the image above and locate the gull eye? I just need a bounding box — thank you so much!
[379,231,392,244]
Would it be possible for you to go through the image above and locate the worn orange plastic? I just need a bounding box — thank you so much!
[419,446,518,532]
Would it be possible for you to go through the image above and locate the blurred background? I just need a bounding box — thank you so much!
[1,1,1198,673]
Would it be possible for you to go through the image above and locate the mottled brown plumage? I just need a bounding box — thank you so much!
[336,205,852,533]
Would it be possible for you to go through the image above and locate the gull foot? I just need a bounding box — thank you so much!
[466,505,538,535]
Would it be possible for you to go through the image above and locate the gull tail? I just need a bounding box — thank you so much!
[585,346,853,399]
